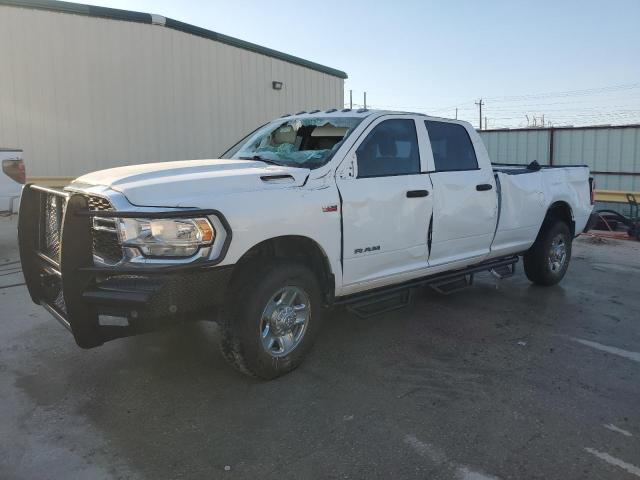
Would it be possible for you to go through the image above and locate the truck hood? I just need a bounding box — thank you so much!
[72,159,310,207]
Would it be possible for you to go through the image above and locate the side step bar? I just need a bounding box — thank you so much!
[335,256,519,317]
[347,289,413,319]
[430,274,474,295]
[490,263,516,279]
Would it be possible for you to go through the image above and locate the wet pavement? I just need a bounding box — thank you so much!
[1,215,639,479]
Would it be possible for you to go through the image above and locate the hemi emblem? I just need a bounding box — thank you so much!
[322,205,338,213]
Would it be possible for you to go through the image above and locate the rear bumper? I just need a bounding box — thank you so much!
[18,184,233,348]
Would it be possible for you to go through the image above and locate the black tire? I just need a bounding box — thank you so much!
[219,261,323,379]
[523,220,572,286]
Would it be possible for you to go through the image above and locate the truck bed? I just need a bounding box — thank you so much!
[488,162,592,259]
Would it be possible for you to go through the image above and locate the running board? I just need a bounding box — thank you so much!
[335,255,519,308]
[490,263,516,279]
[430,274,473,295]
[347,290,413,319]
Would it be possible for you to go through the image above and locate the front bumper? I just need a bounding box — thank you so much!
[18,184,233,348]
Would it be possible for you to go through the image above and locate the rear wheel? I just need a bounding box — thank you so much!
[219,261,323,379]
[523,220,572,286]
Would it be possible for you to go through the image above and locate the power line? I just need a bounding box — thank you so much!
[365,81,640,116]
[484,82,640,102]
[344,80,640,128]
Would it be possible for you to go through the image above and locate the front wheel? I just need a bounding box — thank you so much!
[219,261,323,379]
[523,220,572,286]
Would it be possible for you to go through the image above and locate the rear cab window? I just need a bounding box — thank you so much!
[424,120,478,172]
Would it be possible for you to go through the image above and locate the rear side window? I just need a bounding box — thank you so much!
[424,121,478,172]
[356,119,420,178]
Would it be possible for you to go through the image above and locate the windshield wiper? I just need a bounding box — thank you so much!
[239,155,283,166]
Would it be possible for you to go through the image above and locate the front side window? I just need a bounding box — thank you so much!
[356,119,420,178]
[222,117,363,169]
[424,120,478,172]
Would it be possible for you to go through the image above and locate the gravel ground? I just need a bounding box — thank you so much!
[1,215,639,480]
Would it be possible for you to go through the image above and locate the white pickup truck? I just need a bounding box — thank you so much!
[1,149,24,213]
[18,110,594,378]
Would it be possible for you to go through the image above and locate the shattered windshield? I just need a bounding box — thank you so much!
[222,117,363,169]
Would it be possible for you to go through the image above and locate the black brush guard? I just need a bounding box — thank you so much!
[19,185,101,347]
[18,185,232,348]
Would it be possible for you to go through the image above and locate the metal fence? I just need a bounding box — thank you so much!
[480,125,640,215]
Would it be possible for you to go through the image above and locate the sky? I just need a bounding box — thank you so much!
[79,0,640,129]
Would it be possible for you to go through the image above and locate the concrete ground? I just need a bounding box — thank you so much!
[1,215,639,480]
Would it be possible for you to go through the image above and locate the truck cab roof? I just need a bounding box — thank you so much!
[277,108,461,124]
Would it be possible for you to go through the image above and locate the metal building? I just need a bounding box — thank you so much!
[0,0,346,184]
[480,125,640,211]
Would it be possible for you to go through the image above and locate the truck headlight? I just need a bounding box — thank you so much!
[118,217,214,257]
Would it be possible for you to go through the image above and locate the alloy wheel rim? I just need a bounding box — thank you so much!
[548,235,567,273]
[260,286,310,357]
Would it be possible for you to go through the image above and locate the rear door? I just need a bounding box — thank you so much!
[336,116,433,287]
[423,120,498,266]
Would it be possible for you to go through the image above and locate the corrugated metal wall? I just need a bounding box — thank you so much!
[552,128,640,193]
[480,126,640,198]
[479,129,550,165]
[0,5,344,178]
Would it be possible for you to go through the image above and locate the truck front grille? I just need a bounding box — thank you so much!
[87,195,123,265]
[87,195,112,211]
[38,193,123,265]
[92,228,123,264]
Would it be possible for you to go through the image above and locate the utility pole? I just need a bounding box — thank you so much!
[455,108,458,119]
[484,116,487,130]
[349,90,353,109]
[364,91,367,110]
[475,98,484,130]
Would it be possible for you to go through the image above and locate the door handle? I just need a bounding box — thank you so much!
[476,184,493,191]
[406,190,429,198]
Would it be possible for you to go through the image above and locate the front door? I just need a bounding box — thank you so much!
[336,117,433,287]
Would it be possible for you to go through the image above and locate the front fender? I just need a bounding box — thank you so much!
[199,187,343,290]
